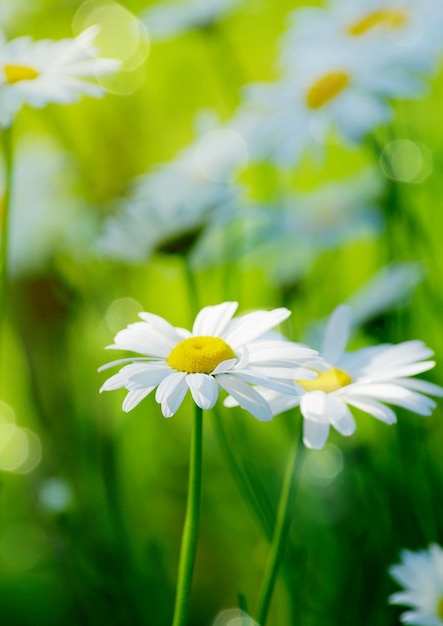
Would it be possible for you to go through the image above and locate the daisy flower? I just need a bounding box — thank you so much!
[99,302,323,420]
[0,25,120,128]
[96,111,246,262]
[389,544,443,625]
[229,304,443,448]
[141,0,244,41]
[236,44,397,167]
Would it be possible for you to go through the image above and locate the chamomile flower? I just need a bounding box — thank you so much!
[237,45,395,167]
[231,304,443,448]
[96,112,246,262]
[0,25,120,128]
[99,302,322,420]
[141,0,244,41]
[389,544,443,626]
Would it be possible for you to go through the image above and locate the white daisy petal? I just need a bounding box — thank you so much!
[325,395,356,436]
[346,397,397,424]
[122,388,154,412]
[217,374,273,421]
[186,373,219,409]
[224,308,291,346]
[303,419,330,449]
[300,391,329,423]
[155,372,188,417]
[347,383,436,416]
[192,302,238,336]
[320,304,352,364]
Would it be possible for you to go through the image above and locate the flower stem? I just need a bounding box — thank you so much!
[172,404,204,626]
[0,124,14,386]
[255,423,305,626]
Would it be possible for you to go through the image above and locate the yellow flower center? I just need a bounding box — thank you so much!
[306,72,350,109]
[297,367,352,393]
[4,64,40,84]
[348,9,407,36]
[437,597,443,620]
[167,336,236,374]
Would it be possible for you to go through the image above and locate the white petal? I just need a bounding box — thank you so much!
[346,397,397,424]
[231,369,303,395]
[186,373,219,410]
[300,391,328,423]
[155,372,188,417]
[347,383,436,416]
[192,302,238,337]
[211,358,237,374]
[393,377,443,397]
[216,374,273,421]
[122,388,154,412]
[125,366,172,390]
[325,396,356,436]
[320,304,352,364]
[138,311,187,343]
[303,419,330,449]
[108,322,177,357]
[224,308,291,346]
[98,356,153,372]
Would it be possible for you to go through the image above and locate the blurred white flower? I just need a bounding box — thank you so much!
[280,1,443,77]
[197,170,382,284]
[141,0,244,40]
[0,138,95,277]
[0,25,120,127]
[228,305,443,449]
[99,301,322,419]
[96,112,246,262]
[389,544,443,626]
[236,46,396,167]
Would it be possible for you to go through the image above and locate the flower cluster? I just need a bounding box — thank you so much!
[100,301,442,450]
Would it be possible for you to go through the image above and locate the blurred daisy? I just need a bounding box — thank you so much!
[99,302,322,420]
[0,25,120,127]
[200,170,382,285]
[237,46,396,167]
[280,1,443,76]
[229,304,443,448]
[141,0,244,40]
[389,544,443,625]
[96,112,246,262]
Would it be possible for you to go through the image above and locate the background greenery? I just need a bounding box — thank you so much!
[1,0,443,624]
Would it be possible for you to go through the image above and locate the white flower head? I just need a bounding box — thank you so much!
[0,25,121,127]
[239,304,443,449]
[141,0,244,41]
[96,111,246,262]
[99,302,322,420]
[389,544,443,626]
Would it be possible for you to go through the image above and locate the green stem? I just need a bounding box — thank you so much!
[182,254,200,317]
[255,424,305,626]
[0,124,14,385]
[171,404,204,626]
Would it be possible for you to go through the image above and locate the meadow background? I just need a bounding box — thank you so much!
[1,0,443,624]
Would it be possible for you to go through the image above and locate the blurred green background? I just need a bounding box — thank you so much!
[1,0,443,624]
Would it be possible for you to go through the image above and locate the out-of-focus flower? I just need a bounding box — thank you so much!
[227,305,443,448]
[0,138,95,277]
[280,1,443,77]
[141,0,244,40]
[389,544,443,626]
[99,301,322,419]
[197,170,382,284]
[236,48,395,167]
[0,25,120,127]
[96,112,246,262]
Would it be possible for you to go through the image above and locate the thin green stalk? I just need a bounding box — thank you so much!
[0,124,14,385]
[172,404,204,626]
[182,254,200,318]
[256,424,305,626]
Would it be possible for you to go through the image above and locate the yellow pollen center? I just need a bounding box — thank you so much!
[297,367,352,393]
[4,64,40,84]
[306,72,350,109]
[348,9,407,36]
[167,336,236,374]
[437,597,443,620]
